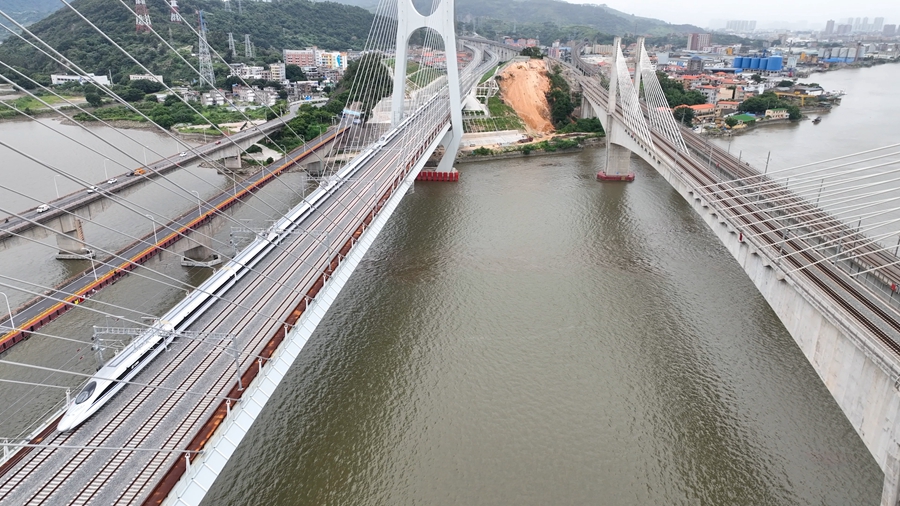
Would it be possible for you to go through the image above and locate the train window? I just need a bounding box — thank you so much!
[75,381,96,404]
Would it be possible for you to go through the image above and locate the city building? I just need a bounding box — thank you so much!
[765,108,790,120]
[885,25,897,37]
[284,48,318,67]
[687,33,711,51]
[50,73,110,86]
[129,74,164,84]
[687,103,716,124]
[269,63,286,83]
[686,55,704,74]
[824,20,835,35]
[725,20,756,32]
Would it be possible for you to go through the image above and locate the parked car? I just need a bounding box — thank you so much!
[36,204,50,213]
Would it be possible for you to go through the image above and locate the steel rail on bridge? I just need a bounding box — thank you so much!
[570,59,900,365]
[0,128,348,355]
[0,47,499,505]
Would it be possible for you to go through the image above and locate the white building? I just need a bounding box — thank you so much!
[129,74,165,84]
[50,73,110,86]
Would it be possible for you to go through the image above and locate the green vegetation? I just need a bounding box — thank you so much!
[472,147,494,156]
[656,72,706,107]
[479,65,501,84]
[545,65,575,128]
[262,103,334,152]
[724,116,739,127]
[520,47,543,59]
[464,96,524,133]
[324,52,391,120]
[739,91,801,120]
[557,117,604,134]
[72,96,269,129]
[453,0,702,39]
[673,106,694,126]
[0,0,373,88]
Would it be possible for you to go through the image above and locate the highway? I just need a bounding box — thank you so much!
[0,45,497,505]
[0,127,345,353]
[0,111,296,240]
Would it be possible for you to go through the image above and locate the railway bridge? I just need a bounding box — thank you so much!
[2,7,900,506]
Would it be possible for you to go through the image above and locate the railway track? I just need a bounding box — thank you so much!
[0,48,492,504]
[570,64,900,361]
[0,86,463,506]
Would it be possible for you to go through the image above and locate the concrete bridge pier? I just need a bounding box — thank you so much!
[172,222,222,267]
[55,214,94,259]
[883,449,900,506]
[601,142,633,180]
[223,156,242,171]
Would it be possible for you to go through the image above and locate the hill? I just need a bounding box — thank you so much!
[0,0,64,42]
[0,0,373,86]
[335,0,701,37]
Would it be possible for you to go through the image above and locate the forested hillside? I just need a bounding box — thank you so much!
[0,0,373,86]
[0,0,63,41]
[337,0,700,37]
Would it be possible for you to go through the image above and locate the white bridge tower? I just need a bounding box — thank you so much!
[389,0,463,174]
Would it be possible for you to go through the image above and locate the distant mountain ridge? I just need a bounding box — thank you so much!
[335,0,701,35]
[0,0,64,41]
[0,0,374,85]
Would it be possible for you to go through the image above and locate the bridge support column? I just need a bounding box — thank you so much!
[223,156,242,170]
[883,445,900,506]
[173,223,222,267]
[55,214,94,259]
[597,142,634,182]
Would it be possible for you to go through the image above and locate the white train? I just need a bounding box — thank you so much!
[56,134,390,432]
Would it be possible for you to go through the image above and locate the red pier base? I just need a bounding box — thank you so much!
[416,170,459,182]
[596,171,635,182]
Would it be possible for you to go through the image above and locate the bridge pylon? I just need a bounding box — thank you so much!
[597,37,636,182]
[390,0,462,175]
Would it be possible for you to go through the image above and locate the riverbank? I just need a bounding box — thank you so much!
[457,134,603,163]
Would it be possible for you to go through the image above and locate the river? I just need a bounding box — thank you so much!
[1,63,898,503]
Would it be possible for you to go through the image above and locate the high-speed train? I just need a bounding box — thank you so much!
[57,129,393,432]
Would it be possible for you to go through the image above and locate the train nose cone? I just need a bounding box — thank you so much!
[57,413,79,432]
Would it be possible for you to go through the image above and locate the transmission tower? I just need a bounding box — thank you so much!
[224,0,231,12]
[237,0,244,14]
[228,33,236,55]
[244,34,254,58]
[198,11,215,87]
[169,0,182,23]
[135,0,152,32]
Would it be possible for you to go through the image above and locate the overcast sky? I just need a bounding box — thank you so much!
[566,0,900,30]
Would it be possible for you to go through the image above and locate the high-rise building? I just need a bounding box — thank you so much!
[884,24,897,37]
[837,24,852,35]
[874,17,885,32]
[725,20,756,32]
[284,48,318,67]
[686,33,711,51]
[825,19,835,34]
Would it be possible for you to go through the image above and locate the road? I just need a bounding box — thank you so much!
[0,128,344,353]
[0,111,297,240]
[0,47,497,505]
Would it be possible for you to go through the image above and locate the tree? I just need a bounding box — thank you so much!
[750,74,764,83]
[724,116,738,127]
[777,80,794,87]
[84,91,102,107]
[520,46,543,59]
[673,106,694,126]
[285,64,306,82]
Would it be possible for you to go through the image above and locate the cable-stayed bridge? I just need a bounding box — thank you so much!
[1,1,900,505]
